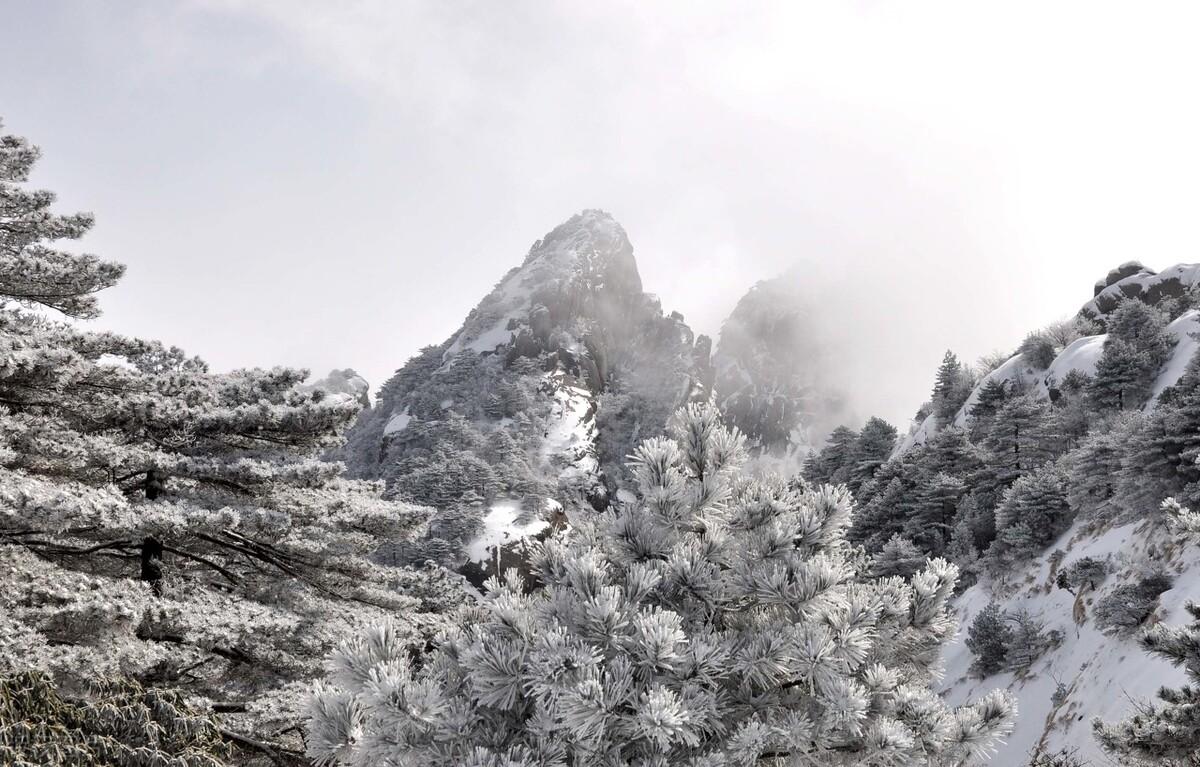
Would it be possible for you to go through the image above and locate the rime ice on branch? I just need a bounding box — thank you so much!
[0,119,450,747]
[307,403,1015,766]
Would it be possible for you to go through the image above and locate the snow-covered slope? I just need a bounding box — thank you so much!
[1147,309,1200,407]
[891,262,1200,763]
[894,296,1200,459]
[940,517,1196,763]
[337,210,711,567]
[894,352,1040,456]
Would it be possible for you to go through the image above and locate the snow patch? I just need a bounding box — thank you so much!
[1033,334,1106,400]
[464,501,550,565]
[940,518,1197,764]
[383,409,412,435]
[1146,309,1200,408]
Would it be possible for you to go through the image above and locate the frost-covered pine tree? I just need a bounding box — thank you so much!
[804,425,857,486]
[307,403,1015,766]
[980,393,1053,488]
[869,534,928,579]
[846,416,898,493]
[0,120,450,752]
[1065,421,1128,520]
[968,378,1009,442]
[931,351,973,424]
[985,463,1072,573]
[1094,599,1200,764]
[1088,300,1172,412]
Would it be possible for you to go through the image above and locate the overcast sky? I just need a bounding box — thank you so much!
[5,1,1200,429]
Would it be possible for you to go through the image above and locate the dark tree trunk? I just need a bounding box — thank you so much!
[144,470,166,500]
[141,536,164,596]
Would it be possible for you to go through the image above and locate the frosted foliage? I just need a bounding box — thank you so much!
[1095,599,1200,764]
[307,403,1014,766]
[0,121,455,748]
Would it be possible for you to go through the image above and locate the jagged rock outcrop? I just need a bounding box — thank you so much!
[1081,261,1200,321]
[337,210,710,569]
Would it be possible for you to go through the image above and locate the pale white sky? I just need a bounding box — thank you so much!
[5,1,1200,428]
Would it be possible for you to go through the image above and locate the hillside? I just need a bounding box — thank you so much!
[805,260,1200,764]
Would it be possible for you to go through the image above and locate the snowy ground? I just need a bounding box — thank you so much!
[464,501,551,566]
[940,517,1198,764]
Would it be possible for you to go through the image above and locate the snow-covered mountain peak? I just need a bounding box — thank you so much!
[521,209,641,293]
[443,210,645,363]
[338,210,710,575]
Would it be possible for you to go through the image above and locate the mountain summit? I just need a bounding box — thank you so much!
[337,211,711,570]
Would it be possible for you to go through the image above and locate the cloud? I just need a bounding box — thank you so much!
[14,0,1200,431]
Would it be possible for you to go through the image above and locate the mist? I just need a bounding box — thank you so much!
[5,1,1200,430]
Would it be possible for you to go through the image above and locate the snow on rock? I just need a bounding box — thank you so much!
[1080,261,1200,319]
[1032,334,1106,400]
[302,368,371,407]
[337,210,715,573]
[1146,309,1200,408]
[464,501,550,566]
[383,408,412,435]
[441,208,641,364]
[541,378,600,489]
[940,517,1198,764]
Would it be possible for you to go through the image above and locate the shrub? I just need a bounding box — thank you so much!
[1055,557,1110,594]
[1094,573,1174,634]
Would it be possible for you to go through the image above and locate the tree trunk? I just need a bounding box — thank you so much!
[141,536,164,596]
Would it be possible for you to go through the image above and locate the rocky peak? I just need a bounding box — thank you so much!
[337,210,709,573]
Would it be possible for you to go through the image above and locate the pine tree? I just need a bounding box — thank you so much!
[932,350,973,424]
[0,670,233,766]
[1004,611,1059,675]
[307,403,1015,766]
[0,121,446,748]
[1018,332,1058,370]
[1065,421,1128,519]
[1054,556,1109,594]
[968,378,1010,442]
[966,604,1015,678]
[945,515,981,589]
[1118,351,1200,510]
[1094,601,1200,765]
[981,393,1053,489]
[1093,572,1173,636]
[851,476,914,552]
[923,426,984,478]
[1089,300,1172,411]
[845,416,898,493]
[869,534,928,579]
[986,464,1072,570]
[905,472,967,555]
[804,425,857,486]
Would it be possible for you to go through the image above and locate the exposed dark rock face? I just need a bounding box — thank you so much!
[1080,262,1200,322]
